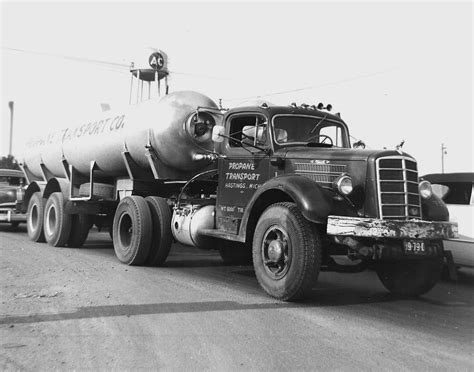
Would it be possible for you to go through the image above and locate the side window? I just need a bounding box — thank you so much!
[229,115,268,148]
[319,125,343,147]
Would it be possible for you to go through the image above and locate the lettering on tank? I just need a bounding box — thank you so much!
[63,114,126,141]
[25,114,127,149]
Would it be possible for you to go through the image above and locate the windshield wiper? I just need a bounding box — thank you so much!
[309,114,329,135]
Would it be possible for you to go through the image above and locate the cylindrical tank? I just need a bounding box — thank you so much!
[171,205,216,248]
[21,91,219,180]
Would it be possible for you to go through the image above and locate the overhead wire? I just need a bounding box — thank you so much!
[2,46,228,80]
[224,67,397,105]
[3,45,378,147]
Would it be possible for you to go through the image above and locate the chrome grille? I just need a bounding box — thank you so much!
[295,162,346,186]
[376,157,421,219]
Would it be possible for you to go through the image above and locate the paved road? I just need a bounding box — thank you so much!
[1,224,473,370]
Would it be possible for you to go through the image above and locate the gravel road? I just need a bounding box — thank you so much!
[1,224,473,370]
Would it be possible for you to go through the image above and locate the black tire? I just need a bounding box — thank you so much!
[145,196,172,266]
[67,214,91,248]
[112,196,152,266]
[43,192,72,247]
[79,183,115,200]
[376,258,443,296]
[27,191,45,242]
[252,202,321,301]
[219,241,252,265]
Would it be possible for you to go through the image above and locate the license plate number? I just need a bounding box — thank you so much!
[404,240,426,255]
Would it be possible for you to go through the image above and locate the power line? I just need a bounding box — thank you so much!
[2,46,228,80]
[225,68,397,104]
[2,46,130,68]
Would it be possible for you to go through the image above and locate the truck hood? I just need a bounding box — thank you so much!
[277,147,414,162]
[276,146,417,214]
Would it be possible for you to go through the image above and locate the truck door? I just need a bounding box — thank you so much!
[216,113,271,234]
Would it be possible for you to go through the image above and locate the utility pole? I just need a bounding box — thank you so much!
[8,101,14,156]
[441,143,447,173]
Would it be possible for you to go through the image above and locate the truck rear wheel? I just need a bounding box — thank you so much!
[113,196,152,266]
[67,214,91,248]
[27,192,45,242]
[252,202,321,301]
[44,192,72,247]
[376,258,443,296]
[145,196,172,266]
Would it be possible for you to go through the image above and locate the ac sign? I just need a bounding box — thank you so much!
[149,52,165,70]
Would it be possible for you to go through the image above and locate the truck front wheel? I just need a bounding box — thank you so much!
[375,257,443,296]
[27,191,45,242]
[113,196,152,266]
[44,192,72,247]
[252,202,321,301]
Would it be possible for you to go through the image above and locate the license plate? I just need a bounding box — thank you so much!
[403,240,426,255]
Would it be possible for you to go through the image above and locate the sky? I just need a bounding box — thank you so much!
[1,0,472,175]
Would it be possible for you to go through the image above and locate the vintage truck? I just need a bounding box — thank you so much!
[19,91,458,301]
[0,168,27,227]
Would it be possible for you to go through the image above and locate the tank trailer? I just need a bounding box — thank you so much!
[20,57,457,300]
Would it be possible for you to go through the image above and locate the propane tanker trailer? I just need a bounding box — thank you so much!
[20,53,458,301]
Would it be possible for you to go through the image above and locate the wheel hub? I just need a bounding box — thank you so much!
[262,226,291,279]
[268,240,284,263]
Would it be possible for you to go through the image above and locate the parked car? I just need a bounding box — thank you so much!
[0,169,27,227]
[422,172,474,268]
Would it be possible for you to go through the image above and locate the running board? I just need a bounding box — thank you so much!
[199,228,244,243]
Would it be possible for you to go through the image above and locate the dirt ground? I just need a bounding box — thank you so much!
[1,225,473,370]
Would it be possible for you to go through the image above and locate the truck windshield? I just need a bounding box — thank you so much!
[273,115,349,148]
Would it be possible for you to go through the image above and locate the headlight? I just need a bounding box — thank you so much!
[334,174,353,196]
[419,180,432,199]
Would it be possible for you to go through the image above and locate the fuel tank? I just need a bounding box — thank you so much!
[21,91,219,180]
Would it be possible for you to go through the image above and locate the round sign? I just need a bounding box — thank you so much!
[149,52,165,70]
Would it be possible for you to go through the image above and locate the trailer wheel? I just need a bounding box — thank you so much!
[219,242,252,265]
[375,257,443,296]
[113,196,152,266]
[27,192,46,242]
[145,196,172,266]
[252,202,321,301]
[67,214,91,248]
[44,192,72,247]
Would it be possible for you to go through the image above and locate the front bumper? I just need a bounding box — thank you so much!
[0,209,27,223]
[327,215,458,240]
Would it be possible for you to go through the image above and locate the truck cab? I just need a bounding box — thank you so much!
[215,104,350,235]
[203,103,457,300]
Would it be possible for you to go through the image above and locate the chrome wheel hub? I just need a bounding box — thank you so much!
[261,225,291,279]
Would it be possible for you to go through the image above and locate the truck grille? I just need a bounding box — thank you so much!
[376,156,421,219]
[295,162,346,186]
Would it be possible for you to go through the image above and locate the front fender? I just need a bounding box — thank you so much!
[422,193,449,221]
[240,174,334,236]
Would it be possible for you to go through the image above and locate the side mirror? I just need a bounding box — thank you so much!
[212,126,225,143]
[353,140,366,149]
